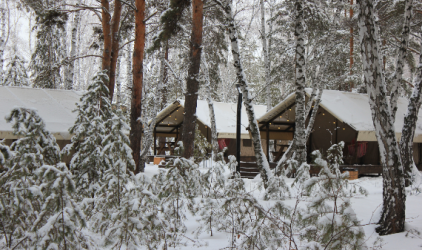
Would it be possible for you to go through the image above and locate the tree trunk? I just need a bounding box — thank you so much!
[390,0,413,121]
[0,1,6,83]
[203,56,219,161]
[139,48,166,169]
[65,1,81,90]
[130,0,146,173]
[275,83,323,176]
[116,54,121,105]
[182,0,204,159]
[357,0,406,235]
[126,40,133,107]
[293,0,307,165]
[260,0,271,111]
[400,29,422,187]
[161,42,169,109]
[221,0,272,188]
[109,0,123,100]
[101,0,112,83]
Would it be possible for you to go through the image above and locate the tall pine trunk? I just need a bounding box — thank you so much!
[400,27,422,186]
[182,0,204,159]
[357,0,406,235]
[390,0,413,121]
[130,0,146,173]
[220,0,272,187]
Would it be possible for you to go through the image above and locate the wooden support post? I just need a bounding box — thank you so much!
[335,118,338,144]
[154,126,157,155]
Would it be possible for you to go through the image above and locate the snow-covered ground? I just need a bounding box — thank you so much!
[143,163,422,249]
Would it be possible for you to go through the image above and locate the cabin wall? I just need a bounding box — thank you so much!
[309,107,380,165]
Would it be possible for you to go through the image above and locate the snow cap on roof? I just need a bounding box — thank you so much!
[0,86,83,140]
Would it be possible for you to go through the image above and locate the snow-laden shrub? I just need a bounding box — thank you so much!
[193,124,211,163]
[300,142,367,249]
[92,174,168,249]
[154,157,204,246]
[0,140,11,167]
[31,163,93,249]
[0,108,61,249]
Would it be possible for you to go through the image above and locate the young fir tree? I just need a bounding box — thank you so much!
[32,163,89,249]
[95,174,168,249]
[300,142,367,249]
[0,108,60,249]
[155,157,204,246]
[63,70,112,200]
[1,49,29,87]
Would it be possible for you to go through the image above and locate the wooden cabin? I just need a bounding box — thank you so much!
[0,86,82,163]
[147,100,267,161]
[255,89,422,176]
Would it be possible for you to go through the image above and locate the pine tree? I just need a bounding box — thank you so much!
[96,108,135,208]
[31,8,68,89]
[63,70,112,199]
[1,48,29,87]
[0,108,60,249]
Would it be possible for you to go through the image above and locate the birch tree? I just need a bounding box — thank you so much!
[400,26,422,186]
[357,0,406,235]
[64,0,82,90]
[214,0,272,188]
[202,56,219,161]
[260,0,271,111]
[389,0,413,121]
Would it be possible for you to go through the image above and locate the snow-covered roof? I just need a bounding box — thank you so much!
[0,86,83,140]
[153,99,267,139]
[257,89,422,142]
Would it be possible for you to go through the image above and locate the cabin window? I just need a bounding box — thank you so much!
[243,139,252,147]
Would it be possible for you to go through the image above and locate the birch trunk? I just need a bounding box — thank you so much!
[293,0,307,165]
[390,0,413,121]
[139,48,166,169]
[126,42,133,107]
[109,0,123,100]
[65,2,81,90]
[101,0,112,81]
[202,56,219,161]
[357,0,406,235]
[116,55,121,105]
[275,83,323,176]
[0,1,6,82]
[400,29,422,186]
[220,0,272,187]
[130,0,146,173]
[182,0,204,159]
[260,0,271,111]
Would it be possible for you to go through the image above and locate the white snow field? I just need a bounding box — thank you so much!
[142,163,422,250]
